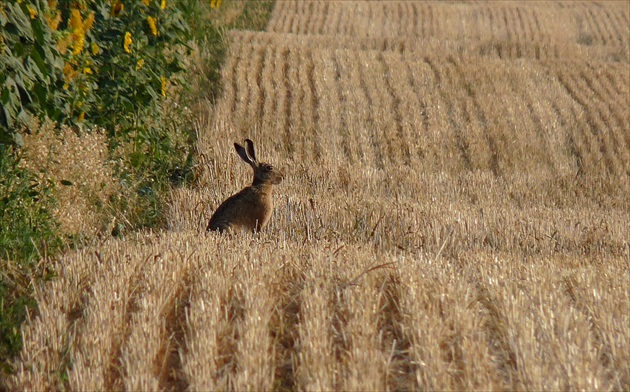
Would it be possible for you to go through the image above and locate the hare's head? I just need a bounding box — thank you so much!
[235,139,284,186]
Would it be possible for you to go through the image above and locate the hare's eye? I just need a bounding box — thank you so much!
[266,165,274,171]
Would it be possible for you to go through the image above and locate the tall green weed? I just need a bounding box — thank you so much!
[0,144,61,374]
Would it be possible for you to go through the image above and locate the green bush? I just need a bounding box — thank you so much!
[0,144,61,373]
[0,146,60,262]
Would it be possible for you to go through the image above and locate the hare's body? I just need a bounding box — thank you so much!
[207,140,283,233]
[207,183,275,232]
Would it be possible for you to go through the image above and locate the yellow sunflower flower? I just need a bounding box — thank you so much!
[83,12,95,32]
[68,9,82,30]
[123,32,132,53]
[72,33,85,55]
[147,16,157,36]
[69,9,86,54]
[161,0,166,9]
[63,62,79,82]
[91,42,100,55]
[26,4,37,19]
[47,10,62,31]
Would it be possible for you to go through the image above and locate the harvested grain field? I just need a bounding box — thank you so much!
[10,1,629,390]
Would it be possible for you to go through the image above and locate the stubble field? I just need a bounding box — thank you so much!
[10,1,629,390]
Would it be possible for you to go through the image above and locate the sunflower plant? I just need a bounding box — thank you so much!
[88,0,190,141]
[1,0,191,150]
[0,0,68,145]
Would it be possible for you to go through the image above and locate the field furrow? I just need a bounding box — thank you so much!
[231,273,275,390]
[228,30,629,63]
[400,56,446,168]
[600,6,623,47]
[339,271,388,391]
[449,57,503,175]
[352,51,390,168]
[304,49,323,162]
[119,252,186,390]
[279,48,294,155]
[297,267,336,390]
[582,6,606,46]
[583,65,630,171]
[312,49,346,163]
[524,6,542,42]
[512,76,558,175]
[267,1,630,50]
[12,251,100,390]
[376,272,417,391]
[232,39,252,129]
[218,37,239,120]
[423,57,473,171]
[473,278,520,389]
[252,43,267,131]
[289,48,311,161]
[181,252,233,390]
[399,258,461,390]
[611,7,630,47]
[570,264,630,389]
[259,46,278,141]
[67,250,149,390]
[270,264,303,392]
[562,273,621,390]
[555,66,624,176]
[380,53,423,167]
[376,52,410,167]
[325,52,352,163]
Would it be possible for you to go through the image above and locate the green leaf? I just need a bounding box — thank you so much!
[146,85,159,101]
[31,17,45,44]
[12,132,24,147]
[6,3,34,42]
[1,78,19,122]
[0,7,8,26]
[24,56,43,85]
[130,152,144,168]
[29,45,50,78]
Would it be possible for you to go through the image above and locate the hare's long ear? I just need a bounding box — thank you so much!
[245,139,257,162]
[235,142,254,166]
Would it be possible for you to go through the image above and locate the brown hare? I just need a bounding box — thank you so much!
[207,139,283,233]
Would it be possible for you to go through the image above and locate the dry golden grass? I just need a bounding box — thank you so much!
[10,1,629,390]
[21,124,119,238]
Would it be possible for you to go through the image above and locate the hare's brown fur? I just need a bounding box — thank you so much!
[207,139,283,233]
